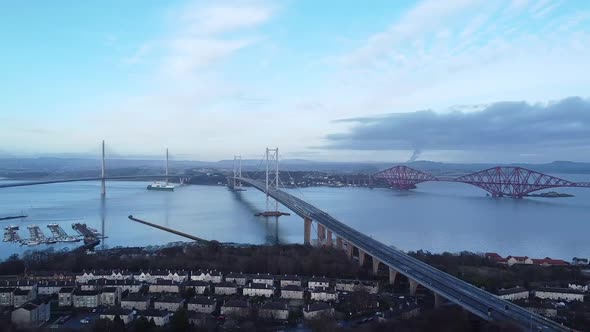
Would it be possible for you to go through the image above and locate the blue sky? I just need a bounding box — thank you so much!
[1,0,589,162]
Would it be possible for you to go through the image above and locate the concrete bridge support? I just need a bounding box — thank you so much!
[409,279,419,296]
[317,224,326,245]
[336,236,343,249]
[434,293,444,308]
[326,230,333,247]
[372,257,381,275]
[304,218,312,245]
[389,267,398,284]
[346,242,353,258]
[358,249,366,266]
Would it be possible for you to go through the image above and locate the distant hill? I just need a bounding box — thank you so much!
[1,157,590,176]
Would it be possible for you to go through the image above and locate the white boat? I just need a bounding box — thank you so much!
[26,240,40,246]
[147,182,175,191]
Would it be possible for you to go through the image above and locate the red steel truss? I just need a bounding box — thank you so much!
[374,166,589,197]
[373,165,438,190]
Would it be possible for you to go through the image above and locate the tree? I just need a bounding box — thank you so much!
[134,316,151,332]
[113,314,125,332]
[170,309,190,331]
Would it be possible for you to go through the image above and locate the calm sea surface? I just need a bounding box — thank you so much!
[1,175,589,261]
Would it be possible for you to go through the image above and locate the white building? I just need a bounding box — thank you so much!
[154,295,185,311]
[303,302,334,320]
[138,309,172,326]
[81,278,141,293]
[505,256,533,266]
[100,307,135,325]
[11,300,50,327]
[243,283,274,298]
[100,287,121,307]
[279,275,302,288]
[308,277,330,289]
[191,270,223,284]
[149,280,181,293]
[310,287,337,302]
[121,293,151,310]
[280,285,304,300]
[497,287,530,301]
[534,288,585,302]
[72,289,101,308]
[252,274,274,286]
[0,287,15,306]
[259,301,288,320]
[13,288,35,308]
[335,279,378,294]
[37,280,75,295]
[214,282,238,295]
[58,287,75,307]
[186,280,210,295]
[225,273,247,286]
[188,296,216,314]
[221,300,250,318]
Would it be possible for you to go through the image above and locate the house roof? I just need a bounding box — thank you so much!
[279,275,301,281]
[484,252,502,259]
[19,303,38,311]
[0,287,16,293]
[122,292,149,302]
[154,279,179,286]
[311,287,336,294]
[223,299,249,308]
[189,296,216,305]
[73,289,100,296]
[536,287,584,295]
[260,301,288,310]
[101,307,133,316]
[139,309,170,317]
[59,287,75,294]
[13,288,30,296]
[309,276,330,283]
[245,283,273,290]
[252,274,274,280]
[281,285,303,292]
[226,272,246,279]
[101,287,118,293]
[187,280,209,287]
[215,281,237,288]
[498,287,528,295]
[155,295,183,303]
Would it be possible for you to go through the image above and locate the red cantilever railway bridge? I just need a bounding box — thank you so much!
[373,165,590,198]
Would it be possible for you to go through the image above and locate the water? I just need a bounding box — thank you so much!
[0,176,589,261]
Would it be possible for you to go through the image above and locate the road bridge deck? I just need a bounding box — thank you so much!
[236,176,571,332]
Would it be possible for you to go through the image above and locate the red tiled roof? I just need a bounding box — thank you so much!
[485,253,502,259]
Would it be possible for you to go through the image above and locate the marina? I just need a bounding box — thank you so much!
[2,223,83,246]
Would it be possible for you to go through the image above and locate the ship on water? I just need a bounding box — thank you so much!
[147,148,175,191]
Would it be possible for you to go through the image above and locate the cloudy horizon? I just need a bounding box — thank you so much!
[1,0,589,163]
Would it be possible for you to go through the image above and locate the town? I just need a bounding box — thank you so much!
[0,243,589,331]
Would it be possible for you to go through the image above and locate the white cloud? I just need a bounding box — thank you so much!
[182,4,275,35]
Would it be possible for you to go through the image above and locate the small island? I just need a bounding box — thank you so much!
[527,191,574,198]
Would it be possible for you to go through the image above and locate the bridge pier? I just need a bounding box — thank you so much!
[317,224,326,245]
[372,257,381,275]
[389,267,398,284]
[346,242,353,258]
[409,279,418,296]
[326,230,333,247]
[358,249,366,266]
[304,217,312,245]
[434,293,444,308]
[336,236,343,249]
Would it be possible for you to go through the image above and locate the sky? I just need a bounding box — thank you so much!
[0,0,589,163]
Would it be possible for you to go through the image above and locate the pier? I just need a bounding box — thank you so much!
[128,215,209,244]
